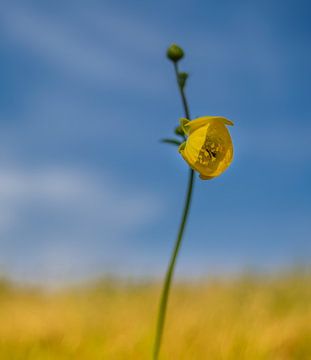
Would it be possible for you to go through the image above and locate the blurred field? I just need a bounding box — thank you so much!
[1,271,311,359]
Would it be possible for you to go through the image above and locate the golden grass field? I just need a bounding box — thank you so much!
[1,271,311,359]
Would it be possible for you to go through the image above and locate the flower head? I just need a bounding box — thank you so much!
[178,116,234,180]
[166,44,184,62]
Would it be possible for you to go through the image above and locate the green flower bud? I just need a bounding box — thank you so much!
[166,44,184,62]
[178,72,188,88]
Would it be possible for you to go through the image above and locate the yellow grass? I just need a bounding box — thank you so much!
[1,271,311,359]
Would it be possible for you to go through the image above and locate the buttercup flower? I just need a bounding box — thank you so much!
[179,116,234,180]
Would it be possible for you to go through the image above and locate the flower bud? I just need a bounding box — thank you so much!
[166,44,184,62]
[178,72,188,88]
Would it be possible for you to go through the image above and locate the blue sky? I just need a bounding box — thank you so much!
[0,0,310,284]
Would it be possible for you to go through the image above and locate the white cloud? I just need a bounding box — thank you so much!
[0,166,161,231]
[0,166,163,283]
[0,2,166,93]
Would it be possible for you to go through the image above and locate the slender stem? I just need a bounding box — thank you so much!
[173,62,190,119]
[153,61,195,360]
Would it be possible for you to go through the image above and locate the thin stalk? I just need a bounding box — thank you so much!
[173,62,190,119]
[153,61,195,360]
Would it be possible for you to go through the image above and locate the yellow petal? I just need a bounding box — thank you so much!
[178,141,186,153]
[199,174,215,180]
[186,116,233,135]
[180,125,207,165]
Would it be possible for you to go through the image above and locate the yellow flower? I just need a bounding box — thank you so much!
[178,116,234,180]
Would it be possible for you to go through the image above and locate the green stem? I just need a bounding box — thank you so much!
[153,61,195,360]
[173,62,190,119]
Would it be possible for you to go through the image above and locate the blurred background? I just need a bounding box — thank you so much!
[0,0,310,286]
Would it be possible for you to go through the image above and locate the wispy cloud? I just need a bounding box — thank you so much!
[0,166,162,283]
[0,1,167,93]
